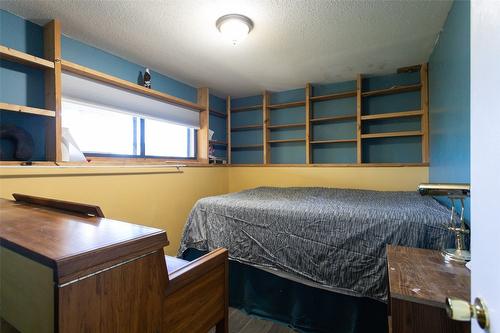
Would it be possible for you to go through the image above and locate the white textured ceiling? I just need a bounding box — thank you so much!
[1,0,452,97]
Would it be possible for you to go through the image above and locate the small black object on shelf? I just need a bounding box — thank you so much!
[144,68,151,89]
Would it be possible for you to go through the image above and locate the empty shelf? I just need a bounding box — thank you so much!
[361,84,421,97]
[267,138,306,143]
[361,110,423,121]
[231,124,263,131]
[310,90,357,102]
[0,103,55,117]
[0,45,54,69]
[267,123,306,129]
[361,131,423,139]
[310,115,356,123]
[231,105,262,112]
[310,139,357,144]
[268,101,306,109]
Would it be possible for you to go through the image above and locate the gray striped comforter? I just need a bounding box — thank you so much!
[178,187,452,301]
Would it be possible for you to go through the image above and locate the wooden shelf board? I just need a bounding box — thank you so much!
[310,115,356,123]
[209,109,227,118]
[267,123,306,129]
[231,105,262,112]
[267,138,306,143]
[231,124,263,131]
[209,140,227,146]
[228,163,429,167]
[0,45,54,69]
[361,110,423,121]
[362,84,421,98]
[231,144,264,149]
[310,90,356,102]
[361,131,423,139]
[268,101,306,109]
[310,139,357,144]
[60,59,204,111]
[0,103,55,117]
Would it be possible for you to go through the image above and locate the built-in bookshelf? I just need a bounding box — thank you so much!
[208,94,228,163]
[226,63,429,166]
[0,21,60,163]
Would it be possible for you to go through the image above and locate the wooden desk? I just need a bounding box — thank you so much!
[0,197,228,333]
[387,245,470,333]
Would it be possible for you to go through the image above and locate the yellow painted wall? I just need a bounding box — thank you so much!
[228,167,429,192]
[0,167,228,256]
[0,165,428,255]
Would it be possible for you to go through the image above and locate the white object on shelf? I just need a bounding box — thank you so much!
[61,127,86,162]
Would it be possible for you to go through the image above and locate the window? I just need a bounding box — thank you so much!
[62,99,196,159]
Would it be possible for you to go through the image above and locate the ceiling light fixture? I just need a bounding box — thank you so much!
[216,14,254,45]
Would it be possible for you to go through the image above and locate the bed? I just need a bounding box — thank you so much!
[178,187,453,332]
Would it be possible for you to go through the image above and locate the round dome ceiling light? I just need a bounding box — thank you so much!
[216,14,254,45]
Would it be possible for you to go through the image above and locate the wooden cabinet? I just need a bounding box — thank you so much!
[0,196,228,333]
[387,245,470,333]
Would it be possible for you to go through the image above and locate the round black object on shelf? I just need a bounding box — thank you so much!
[0,125,35,161]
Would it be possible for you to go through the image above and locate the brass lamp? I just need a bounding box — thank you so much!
[418,183,471,263]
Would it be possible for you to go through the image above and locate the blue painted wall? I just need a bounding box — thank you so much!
[428,0,470,221]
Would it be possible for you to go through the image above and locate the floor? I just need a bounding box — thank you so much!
[0,308,297,333]
[226,307,297,333]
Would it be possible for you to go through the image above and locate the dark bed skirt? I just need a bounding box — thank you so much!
[182,249,388,333]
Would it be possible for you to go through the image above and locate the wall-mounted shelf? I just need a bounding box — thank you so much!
[0,45,54,69]
[361,131,423,139]
[231,124,263,131]
[267,139,305,144]
[0,103,56,117]
[231,105,262,112]
[361,84,421,98]
[268,101,305,110]
[310,90,356,102]
[361,110,423,121]
[310,115,357,123]
[209,109,227,118]
[267,123,305,129]
[61,60,204,111]
[311,139,357,144]
[226,63,428,166]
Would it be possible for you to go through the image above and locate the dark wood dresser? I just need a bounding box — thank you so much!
[0,196,228,333]
[387,245,470,333]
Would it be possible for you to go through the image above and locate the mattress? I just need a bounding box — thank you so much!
[178,187,453,301]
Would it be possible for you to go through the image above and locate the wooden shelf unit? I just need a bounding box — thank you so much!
[61,60,204,112]
[228,65,428,166]
[0,21,62,163]
[359,64,429,163]
[308,84,359,164]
